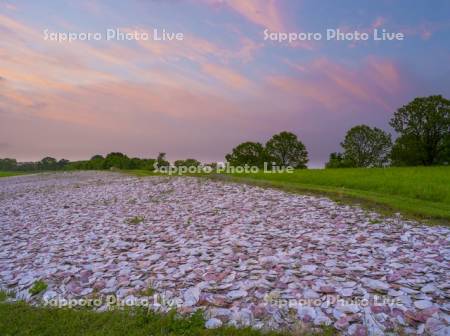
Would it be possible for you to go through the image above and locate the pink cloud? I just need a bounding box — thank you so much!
[266,57,406,111]
[397,21,450,40]
[202,63,251,89]
[124,26,260,64]
[205,0,287,32]
[227,0,285,31]
[0,16,215,94]
[2,2,17,10]
[372,17,387,29]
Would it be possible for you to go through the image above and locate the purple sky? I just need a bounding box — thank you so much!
[1,0,450,167]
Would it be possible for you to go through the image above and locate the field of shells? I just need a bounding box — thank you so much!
[0,171,449,335]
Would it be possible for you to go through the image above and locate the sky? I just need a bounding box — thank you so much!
[1,0,450,167]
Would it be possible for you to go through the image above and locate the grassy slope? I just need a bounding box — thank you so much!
[0,300,335,336]
[220,166,450,224]
[0,303,264,336]
[0,171,25,178]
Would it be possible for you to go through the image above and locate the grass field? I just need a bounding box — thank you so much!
[0,171,25,178]
[0,296,334,336]
[0,303,271,336]
[216,166,450,224]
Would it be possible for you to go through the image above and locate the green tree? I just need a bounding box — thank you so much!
[0,158,17,171]
[225,142,268,168]
[174,159,201,167]
[129,157,144,169]
[89,155,105,169]
[104,152,130,169]
[57,159,70,169]
[156,153,170,168]
[142,159,157,171]
[340,125,392,167]
[39,157,58,170]
[325,152,352,168]
[390,95,450,166]
[16,162,38,171]
[205,162,218,169]
[265,132,308,168]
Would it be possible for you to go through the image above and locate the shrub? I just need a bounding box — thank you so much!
[29,280,48,295]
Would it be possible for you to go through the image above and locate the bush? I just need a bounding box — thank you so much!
[29,280,48,295]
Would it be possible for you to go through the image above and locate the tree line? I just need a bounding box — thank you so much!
[326,95,449,167]
[0,153,157,172]
[0,152,205,172]
[1,95,449,171]
[227,95,450,168]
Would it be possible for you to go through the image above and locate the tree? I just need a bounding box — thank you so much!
[16,162,38,171]
[174,159,201,167]
[39,157,58,170]
[325,152,352,168]
[205,162,218,169]
[141,158,157,171]
[225,142,268,168]
[265,131,308,168]
[88,155,105,169]
[57,159,70,169]
[390,95,450,166]
[104,152,130,169]
[129,157,144,169]
[156,153,170,168]
[339,125,392,167]
[0,158,17,170]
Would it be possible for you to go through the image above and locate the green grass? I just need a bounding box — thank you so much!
[0,171,26,178]
[29,280,48,296]
[124,166,450,224]
[0,300,336,336]
[219,166,450,224]
[121,169,164,177]
[125,216,145,225]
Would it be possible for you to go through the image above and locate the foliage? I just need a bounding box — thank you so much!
[29,280,48,296]
[103,152,131,169]
[126,216,145,225]
[1,153,157,172]
[325,153,352,168]
[0,158,17,171]
[174,158,201,167]
[338,125,392,168]
[88,154,106,169]
[0,157,71,171]
[225,132,308,169]
[205,162,218,169]
[0,300,325,336]
[39,157,58,170]
[0,171,24,178]
[156,153,170,168]
[58,159,70,167]
[265,132,308,168]
[136,286,156,297]
[225,141,268,168]
[390,95,450,166]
